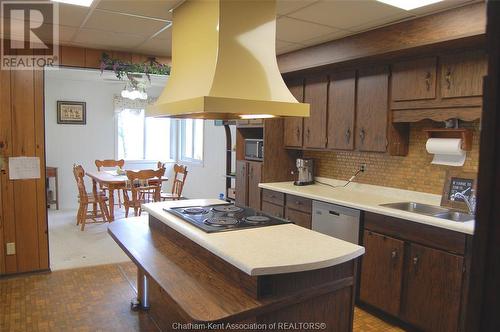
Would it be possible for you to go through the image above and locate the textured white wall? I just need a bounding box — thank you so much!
[44,67,233,209]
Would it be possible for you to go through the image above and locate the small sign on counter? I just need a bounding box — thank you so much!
[8,157,41,180]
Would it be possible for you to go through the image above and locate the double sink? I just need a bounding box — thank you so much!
[380,202,474,222]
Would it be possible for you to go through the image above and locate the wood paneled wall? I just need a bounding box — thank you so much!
[0,59,48,274]
[59,45,171,69]
[0,44,170,275]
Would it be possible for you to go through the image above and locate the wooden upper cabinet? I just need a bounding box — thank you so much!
[327,70,356,150]
[235,161,248,207]
[360,230,404,317]
[440,50,487,99]
[401,243,464,332]
[247,162,262,211]
[356,66,389,152]
[284,78,304,148]
[303,75,328,149]
[391,57,437,101]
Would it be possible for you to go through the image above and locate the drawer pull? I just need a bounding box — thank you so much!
[295,201,301,205]
[391,250,398,259]
[329,210,340,216]
[425,72,432,91]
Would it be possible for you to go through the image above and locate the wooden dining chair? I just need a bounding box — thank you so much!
[122,168,165,217]
[95,159,125,207]
[73,164,110,231]
[160,164,188,201]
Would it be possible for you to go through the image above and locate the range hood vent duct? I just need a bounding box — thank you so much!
[147,0,310,120]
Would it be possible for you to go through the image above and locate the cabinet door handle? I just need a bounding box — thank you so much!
[359,128,366,144]
[345,128,351,143]
[296,127,300,139]
[425,72,431,91]
[413,255,419,274]
[305,128,310,141]
[445,68,452,89]
[391,250,398,260]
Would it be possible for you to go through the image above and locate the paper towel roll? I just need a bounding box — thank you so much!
[425,138,466,166]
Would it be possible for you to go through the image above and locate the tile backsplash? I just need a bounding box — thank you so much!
[304,121,480,195]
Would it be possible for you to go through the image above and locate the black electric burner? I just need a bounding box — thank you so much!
[163,204,291,233]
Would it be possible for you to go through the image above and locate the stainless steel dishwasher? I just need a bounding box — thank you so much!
[312,201,361,244]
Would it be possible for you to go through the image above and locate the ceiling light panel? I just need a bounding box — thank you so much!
[376,0,443,11]
[52,0,94,7]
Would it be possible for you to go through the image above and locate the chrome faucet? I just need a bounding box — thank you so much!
[451,189,476,215]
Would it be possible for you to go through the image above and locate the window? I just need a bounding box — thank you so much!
[116,108,172,161]
[179,119,204,163]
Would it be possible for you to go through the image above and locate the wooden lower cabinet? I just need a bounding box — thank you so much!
[262,201,284,219]
[248,162,262,210]
[359,231,404,316]
[401,243,464,332]
[360,213,468,332]
[285,207,311,229]
[235,160,262,209]
[235,161,248,206]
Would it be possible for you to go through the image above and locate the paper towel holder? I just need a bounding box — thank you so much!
[423,128,473,151]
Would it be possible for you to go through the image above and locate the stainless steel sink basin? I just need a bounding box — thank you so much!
[380,202,448,215]
[380,202,474,223]
[433,211,474,222]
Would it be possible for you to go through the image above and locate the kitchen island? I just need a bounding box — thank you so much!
[108,199,364,331]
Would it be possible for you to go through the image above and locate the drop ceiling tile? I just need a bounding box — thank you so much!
[58,3,91,27]
[276,0,319,15]
[83,9,168,37]
[300,29,354,47]
[96,0,181,20]
[276,40,306,55]
[73,28,147,49]
[136,37,171,56]
[277,16,340,44]
[150,27,172,41]
[288,0,412,31]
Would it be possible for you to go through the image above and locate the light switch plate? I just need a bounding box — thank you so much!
[6,242,15,255]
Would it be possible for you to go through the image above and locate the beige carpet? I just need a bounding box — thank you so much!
[48,208,133,271]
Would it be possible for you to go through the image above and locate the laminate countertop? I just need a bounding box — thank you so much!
[259,178,474,235]
[142,199,364,276]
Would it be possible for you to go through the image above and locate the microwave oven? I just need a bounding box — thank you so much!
[244,139,264,161]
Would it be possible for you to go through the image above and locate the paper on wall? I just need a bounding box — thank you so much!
[8,157,41,180]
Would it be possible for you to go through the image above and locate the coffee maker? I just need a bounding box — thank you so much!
[293,158,314,186]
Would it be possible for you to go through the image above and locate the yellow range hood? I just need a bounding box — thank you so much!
[147,0,310,120]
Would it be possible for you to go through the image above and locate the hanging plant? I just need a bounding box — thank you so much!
[99,52,170,83]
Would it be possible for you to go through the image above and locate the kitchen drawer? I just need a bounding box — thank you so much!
[364,212,466,255]
[285,207,312,229]
[262,189,285,206]
[262,201,284,219]
[286,194,312,214]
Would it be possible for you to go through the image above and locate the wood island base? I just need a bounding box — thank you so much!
[108,215,359,332]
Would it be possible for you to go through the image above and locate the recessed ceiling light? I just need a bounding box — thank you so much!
[51,0,94,7]
[377,0,443,11]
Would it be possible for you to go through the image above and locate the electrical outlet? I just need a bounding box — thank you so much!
[360,163,367,172]
[6,242,15,255]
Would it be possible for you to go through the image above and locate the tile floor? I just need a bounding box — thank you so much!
[0,262,404,332]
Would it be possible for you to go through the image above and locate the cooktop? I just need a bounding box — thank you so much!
[163,203,291,233]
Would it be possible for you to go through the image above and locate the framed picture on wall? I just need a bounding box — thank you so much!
[57,101,86,125]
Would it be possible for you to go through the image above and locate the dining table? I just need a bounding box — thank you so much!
[86,170,168,221]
